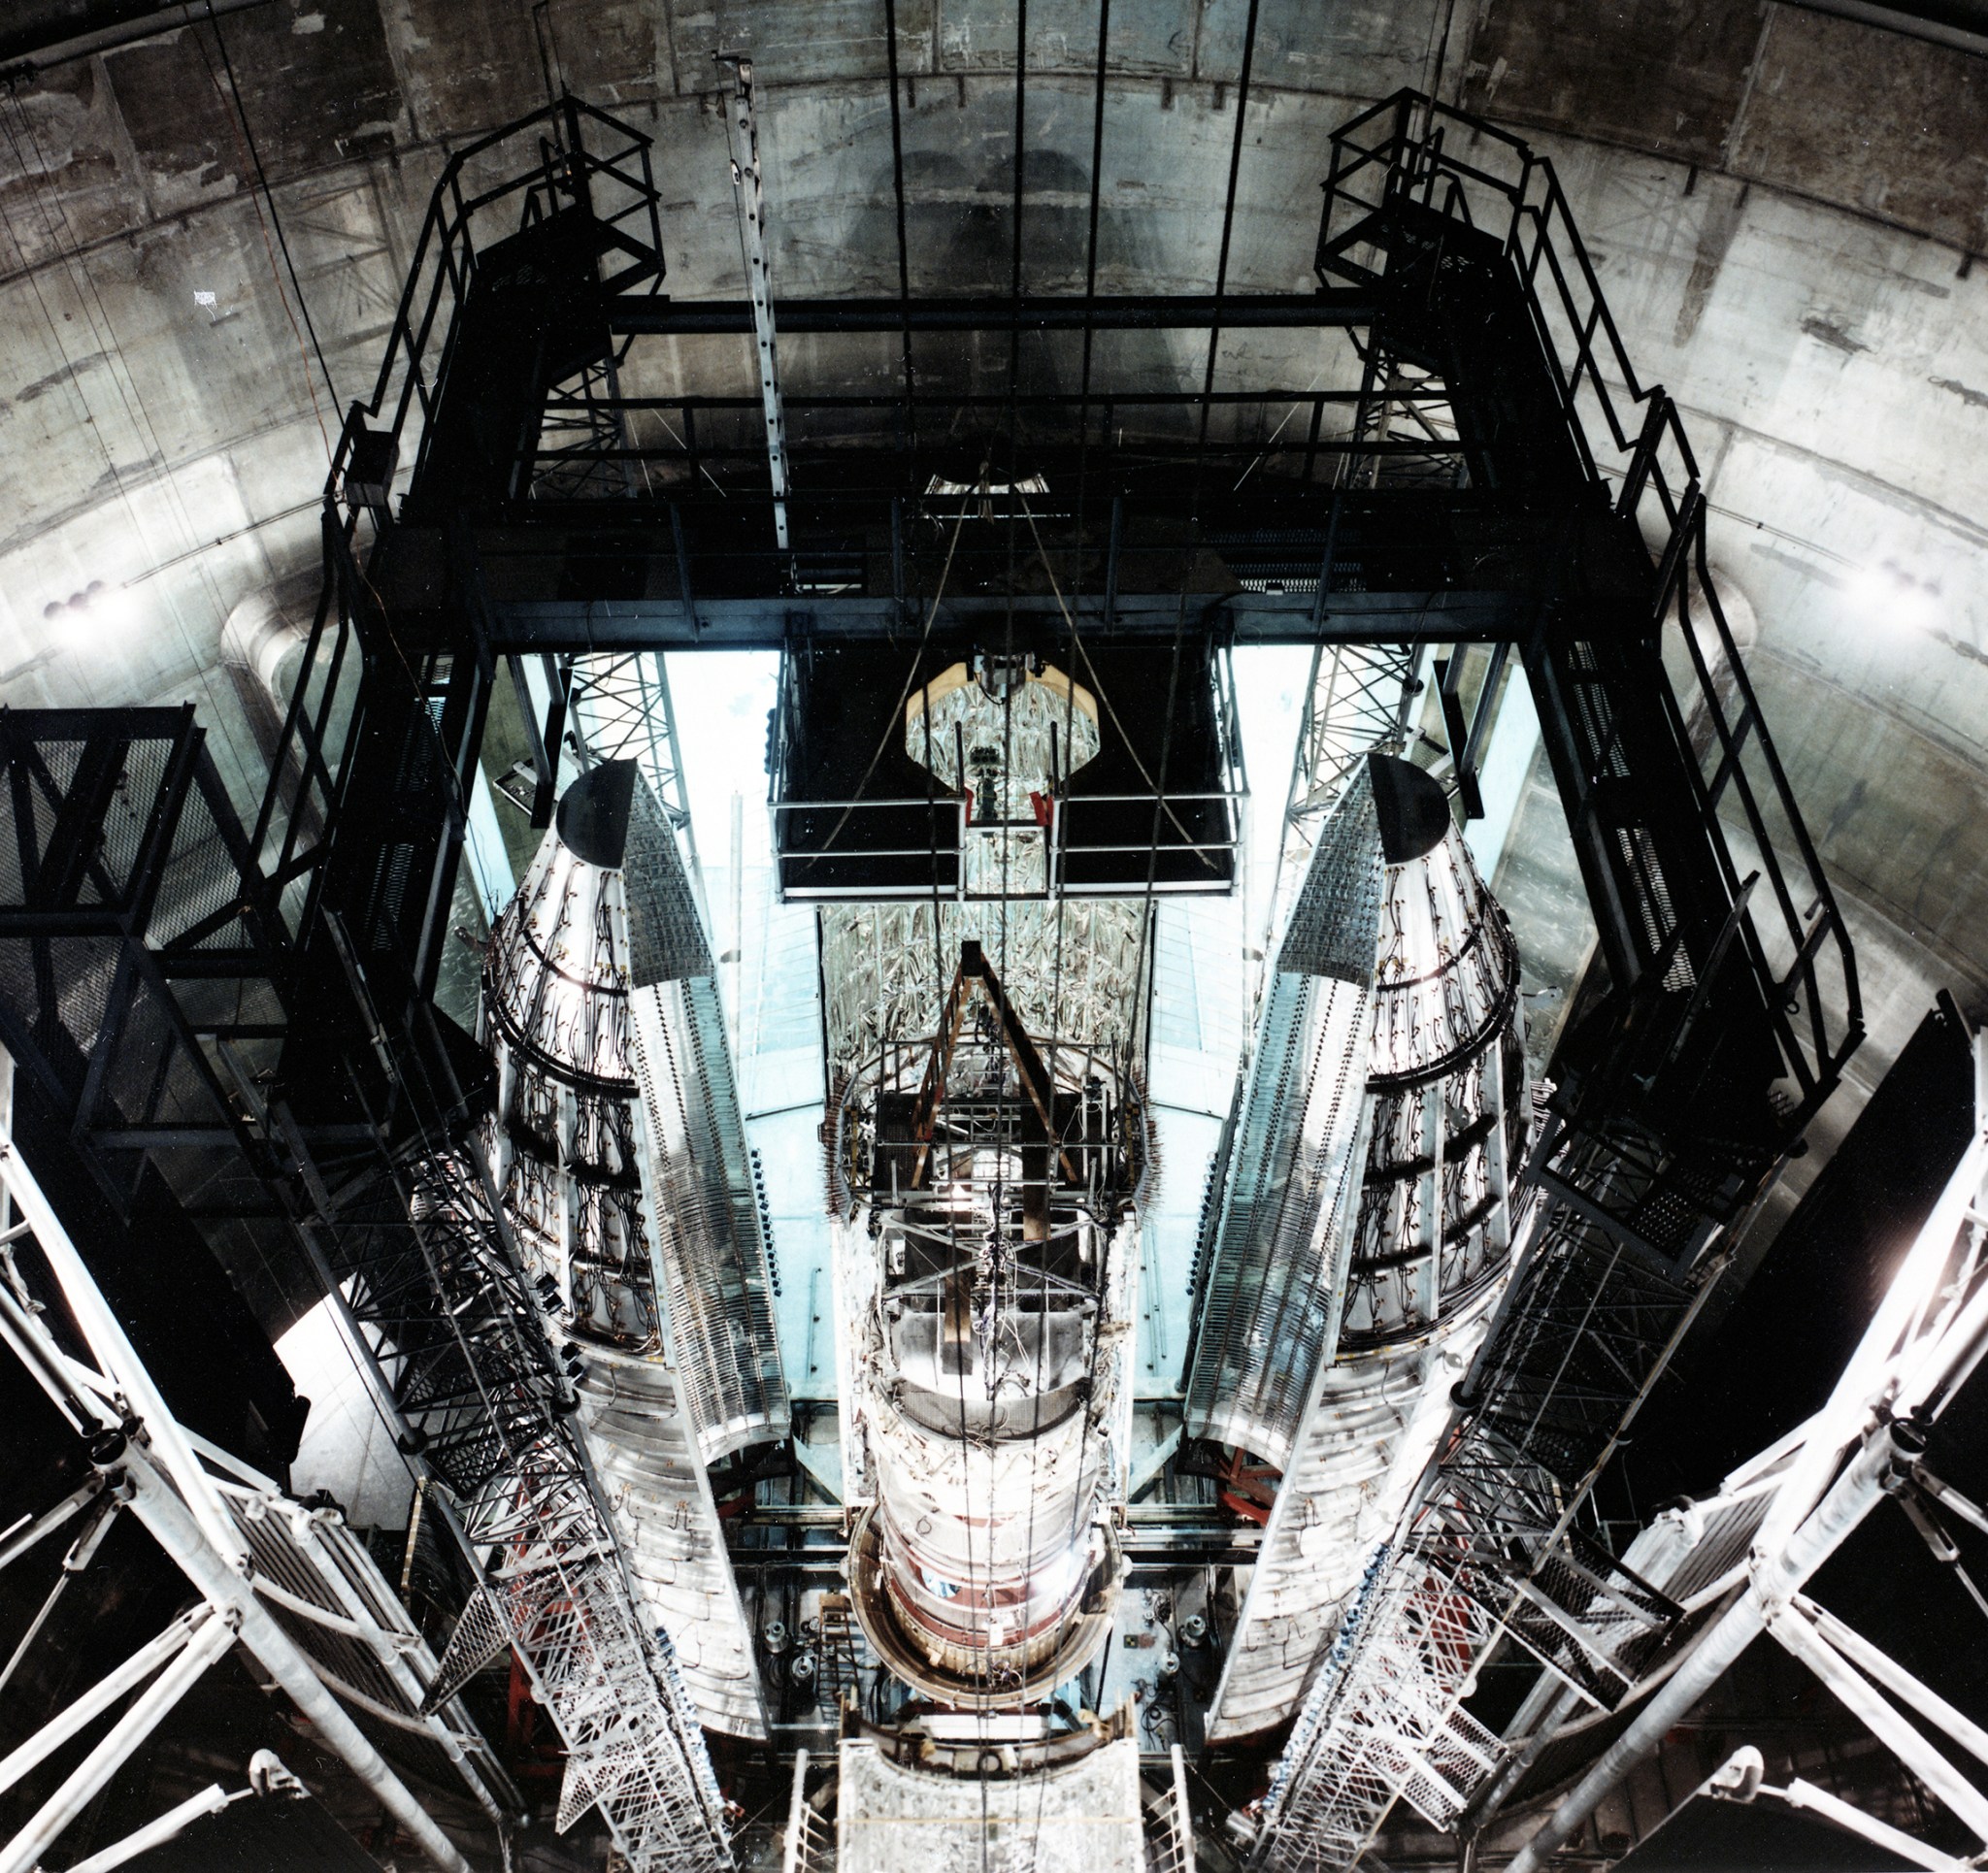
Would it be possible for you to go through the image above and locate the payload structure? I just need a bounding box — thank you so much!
[814,648,1169,1872]
[831,938,1144,1707]
[1186,753,1526,1739]
[480,760,788,1738]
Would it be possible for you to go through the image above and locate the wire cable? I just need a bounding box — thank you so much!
[198,0,341,420]
[793,464,984,869]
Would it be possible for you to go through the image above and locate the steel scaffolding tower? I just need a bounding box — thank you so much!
[315,1141,735,1872]
[1247,91,1862,1869]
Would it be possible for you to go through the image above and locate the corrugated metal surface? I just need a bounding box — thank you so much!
[580,1347,769,1735]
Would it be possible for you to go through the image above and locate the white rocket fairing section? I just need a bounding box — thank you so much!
[1187,754,1526,1739]
[480,760,787,1737]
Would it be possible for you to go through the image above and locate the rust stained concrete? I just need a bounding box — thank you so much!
[1728,7,1988,255]
[1460,0,1766,166]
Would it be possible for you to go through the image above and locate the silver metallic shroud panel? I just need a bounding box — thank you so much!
[1186,763,1386,1466]
[1190,756,1526,1740]
[481,761,786,1737]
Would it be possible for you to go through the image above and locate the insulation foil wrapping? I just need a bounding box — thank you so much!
[831,942,1143,1707]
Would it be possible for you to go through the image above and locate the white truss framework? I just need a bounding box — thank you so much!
[1252,1546,1501,1869]
[392,1149,737,1871]
[1504,1026,1988,1873]
[1257,1027,1988,1873]
[0,1078,505,1873]
[570,651,701,876]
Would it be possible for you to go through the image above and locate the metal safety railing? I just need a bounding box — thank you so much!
[1250,92,1866,1873]
[1315,87,1858,1132]
[779,1749,836,1873]
[1145,1744,1197,1873]
[769,637,1247,904]
[251,96,666,964]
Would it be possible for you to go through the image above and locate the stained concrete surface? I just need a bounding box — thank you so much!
[0,0,1981,1196]
[2,11,1981,1859]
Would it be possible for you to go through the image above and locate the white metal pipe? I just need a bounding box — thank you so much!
[283,1508,507,1824]
[112,1443,475,1873]
[1900,1260,1988,1422]
[779,1747,810,1873]
[0,1608,211,1796]
[1775,1778,1970,1873]
[1505,1421,1905,1873]
[0,1140,246,1568]
[249,1571,383,1642]
[0,1549,86,1699]
[0,1478,102,1575]
[1768,1604,1988,1843]
[1793,1593,1988,1773]
[1919,1467,1988,1538]
[0,1608,234,1873]
[56,1784,242,1873]
[0,1270,98,1435]
[1755,1114,1984,1561]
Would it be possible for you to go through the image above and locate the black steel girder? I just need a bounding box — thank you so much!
[607,291,1372,336]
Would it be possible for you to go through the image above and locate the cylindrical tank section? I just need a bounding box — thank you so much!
[834,940,1143,1707]
[480,760,788,1736]
[1188,754,1528,1739]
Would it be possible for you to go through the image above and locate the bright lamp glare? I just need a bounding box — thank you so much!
[1850,561,1939,636]
[88,585,140,636]
[43,578,141,641]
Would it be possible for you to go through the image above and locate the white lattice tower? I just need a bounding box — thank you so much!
[1256,1550,1501,1873]
[571,650,702,879]
[402,1151,735,1872]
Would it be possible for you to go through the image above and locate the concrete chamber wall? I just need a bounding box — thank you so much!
[0,0,1981,1142]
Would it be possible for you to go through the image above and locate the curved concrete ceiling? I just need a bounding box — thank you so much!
[0,0,1982,1135]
